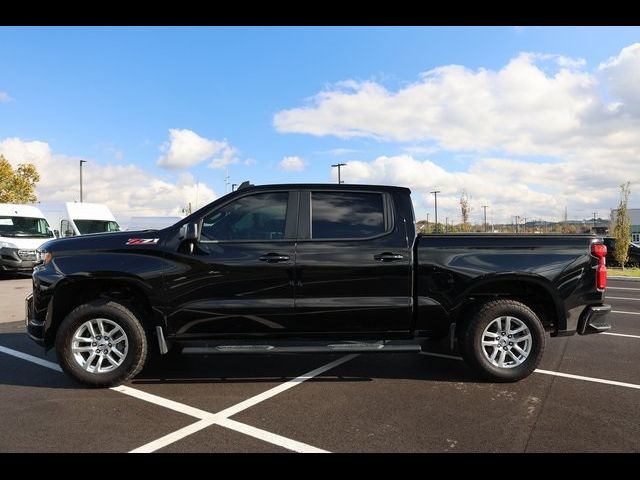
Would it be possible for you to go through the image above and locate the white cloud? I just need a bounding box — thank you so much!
[0,92,13,103]
[0,137,217,217]
[275,44,640,222]
[334,154,639,224]
[279,155,306,172]
[157,128,238,170]
[274,46,640,158]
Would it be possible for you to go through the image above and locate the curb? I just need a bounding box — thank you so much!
[608,276,640,282]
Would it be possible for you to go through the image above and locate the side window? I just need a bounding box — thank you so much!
[311,192,386,239]
[200,192,289,241]
[61,220,75,237]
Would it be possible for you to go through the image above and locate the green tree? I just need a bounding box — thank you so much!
[612,182,632,270]
[459,190,471,232]
[0,154,40,203]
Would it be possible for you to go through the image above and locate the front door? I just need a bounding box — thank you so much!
[164,190,298,338]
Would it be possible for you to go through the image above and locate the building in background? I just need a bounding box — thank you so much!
[610,208,640,242]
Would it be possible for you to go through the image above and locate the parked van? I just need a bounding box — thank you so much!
[39,202,120,237]
[0,203,54,271]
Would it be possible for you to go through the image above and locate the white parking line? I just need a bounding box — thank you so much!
[602,332,640,339]
[420,350,640,390]
[612,310,640,315]
[0,346,62,372]
[217,418,329,453]
[534,369,640,390]
[608,286,640,291]
[0,343,354,453]
[607,296,640,301]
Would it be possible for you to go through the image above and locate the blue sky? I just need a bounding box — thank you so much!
[1,26,640,222]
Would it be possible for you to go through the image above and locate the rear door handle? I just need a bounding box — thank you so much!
[373,252,404,262]
[259,253,291,263]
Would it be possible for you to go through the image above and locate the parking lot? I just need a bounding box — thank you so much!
[1,273,639,453]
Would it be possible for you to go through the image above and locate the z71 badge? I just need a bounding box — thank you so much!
[126,238,160,245]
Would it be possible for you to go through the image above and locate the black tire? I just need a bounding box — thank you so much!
[55,299,148,387]
[460,299,545,382]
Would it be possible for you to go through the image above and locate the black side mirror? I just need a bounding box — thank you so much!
[53,229,60,238]
[179,222,199,241]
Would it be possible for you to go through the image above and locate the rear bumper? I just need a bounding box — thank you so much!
[577,304,611,335]
[25,293,46,345]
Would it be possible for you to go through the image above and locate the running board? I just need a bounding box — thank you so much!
[181,340,422,355]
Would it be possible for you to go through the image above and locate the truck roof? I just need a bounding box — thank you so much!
[0,203,47,218]
[234,183,412,193]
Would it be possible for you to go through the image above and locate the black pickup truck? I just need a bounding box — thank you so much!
[26,183,611,387]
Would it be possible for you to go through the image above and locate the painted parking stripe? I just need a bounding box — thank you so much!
[534,369,640,390]
[112,385,214,419]
[217,418,329,453]
[130,419,214,453]
[607,286,640,291]
[129,354,358,453]
[602,332,640,339]
[612,310,640,315]
[606,296,640,301]
[420,350,640,390]
[214,354,358,419]
[0,345,63,372]
[0,343,353,453]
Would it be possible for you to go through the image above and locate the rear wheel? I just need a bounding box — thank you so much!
[461,299,545,382]
[55,299,148,387]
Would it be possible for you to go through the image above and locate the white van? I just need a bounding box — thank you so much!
[0,204,55,271]
[39,202,120,237]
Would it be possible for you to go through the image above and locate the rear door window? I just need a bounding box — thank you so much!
[311,192,386,239]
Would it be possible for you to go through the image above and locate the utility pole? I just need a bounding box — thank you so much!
[482,205,488,233]
[331,163,346,184]
[431,190,441,230]
[224,168,230,193]
[79,160,87,202]
[232,183,238,192]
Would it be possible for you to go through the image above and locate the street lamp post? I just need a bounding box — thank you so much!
[482,205,488,233]
[331,163,346,184]
[79,160,87,202]
[431,190,441,231]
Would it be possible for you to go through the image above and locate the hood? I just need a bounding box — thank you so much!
[40,230,164,253]
[0,236,52,250]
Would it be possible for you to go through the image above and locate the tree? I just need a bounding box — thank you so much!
[612,182,632,270]
[0,154,40,203]
[459,190,471,232]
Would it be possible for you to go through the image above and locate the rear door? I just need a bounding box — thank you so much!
[293,189,412,334]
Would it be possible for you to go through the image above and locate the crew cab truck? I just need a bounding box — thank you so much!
[26,183,612,387]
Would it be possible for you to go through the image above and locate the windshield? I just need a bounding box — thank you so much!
[0,216,54,238]
[73,219,120,235]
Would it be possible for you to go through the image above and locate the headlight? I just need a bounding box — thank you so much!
[0,241,19,249]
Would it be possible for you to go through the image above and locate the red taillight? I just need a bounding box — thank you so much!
[591,242,607,291]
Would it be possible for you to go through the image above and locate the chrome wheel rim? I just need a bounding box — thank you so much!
[71,318,128,373]
[481,316,532,369]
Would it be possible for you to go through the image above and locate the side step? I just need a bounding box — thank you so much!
[181,340,422,355]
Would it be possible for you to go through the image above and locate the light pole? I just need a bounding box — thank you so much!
[331,163,346,184]
[482,205,488,233]
[431,190,441,231]
[79,160,87,202]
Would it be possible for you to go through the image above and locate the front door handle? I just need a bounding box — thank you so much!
[259,253,291,263]
[373,252,404,262]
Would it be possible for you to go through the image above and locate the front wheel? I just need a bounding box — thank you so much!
[55,299,149,387]
[461,299,545,382]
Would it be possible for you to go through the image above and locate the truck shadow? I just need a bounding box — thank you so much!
[0,327,479,388]
[0,272,32,280]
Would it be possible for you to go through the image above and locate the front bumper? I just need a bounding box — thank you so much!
[577,304,611,335]
[1,247,37,271]
[25,293,46,345]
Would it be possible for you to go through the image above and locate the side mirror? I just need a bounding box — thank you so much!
[53,229,60,238]
[179,222,199,241]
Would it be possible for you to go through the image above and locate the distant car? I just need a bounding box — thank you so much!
[602,237,640,267]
